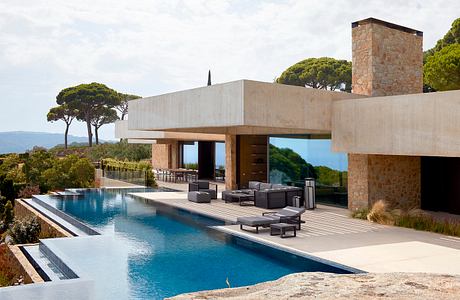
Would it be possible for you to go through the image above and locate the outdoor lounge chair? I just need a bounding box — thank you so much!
[236,215,280,233]
[237,206,305,233]
[262,206,305,230]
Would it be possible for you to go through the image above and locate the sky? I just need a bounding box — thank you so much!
[0,0,459,140]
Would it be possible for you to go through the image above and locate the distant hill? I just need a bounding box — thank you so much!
[0,131,91,154]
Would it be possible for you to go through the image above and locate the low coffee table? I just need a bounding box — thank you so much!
[229,193,254,206]
[270,223,297,238]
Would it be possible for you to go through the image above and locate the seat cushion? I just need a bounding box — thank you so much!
[236,216,280,226]
[188,191,211,203]
[248,181,261,190]
[259,183,273,190]
[199,188,217,199]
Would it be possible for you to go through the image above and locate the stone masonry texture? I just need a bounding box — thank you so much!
[352,21,423,96]
[349,19,423,210]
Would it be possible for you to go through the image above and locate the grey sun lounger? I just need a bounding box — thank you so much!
[236,215,280,233]
[237,206,306,233]
[262,206,306,230]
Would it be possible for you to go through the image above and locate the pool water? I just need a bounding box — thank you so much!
[39,189,349,299]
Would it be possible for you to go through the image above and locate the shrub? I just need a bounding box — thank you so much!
[17,185,40,198]
[8,217,41,244]
[68,158,95,188]
[22,149,55,192]
[351,207,369,220]
[367,200,394,225]
[102,158,156,187]
[351,200,460,237]
[42,155,95,190]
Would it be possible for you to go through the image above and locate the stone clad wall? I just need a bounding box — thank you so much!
[352,21,423,96]
[348,154,421,210]
[348,19,423,210]
[367,155,421,209]
[347,154,369,210]
[151,144,171,169]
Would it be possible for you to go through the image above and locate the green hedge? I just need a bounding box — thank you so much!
[102,159,156,187]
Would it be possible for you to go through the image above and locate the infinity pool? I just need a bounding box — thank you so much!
[37,189,349,299]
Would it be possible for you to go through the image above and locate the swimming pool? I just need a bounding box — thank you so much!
[36,188,350,299]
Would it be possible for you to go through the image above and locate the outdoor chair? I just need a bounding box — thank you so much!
[236,206,305,233]
[188,180,218,199]
[236,215,281,233]
[262,206,305,230]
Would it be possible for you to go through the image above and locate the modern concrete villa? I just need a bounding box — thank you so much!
[117,17,460,216]
[3,17,460,300]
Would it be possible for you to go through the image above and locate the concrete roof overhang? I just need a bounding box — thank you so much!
[332,89,460,157]
[128,80,365,135]
[115,120,225,143]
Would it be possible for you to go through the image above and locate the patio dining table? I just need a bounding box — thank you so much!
[168,168,198,183]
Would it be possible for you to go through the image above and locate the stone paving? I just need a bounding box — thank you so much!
[133,185,460,275]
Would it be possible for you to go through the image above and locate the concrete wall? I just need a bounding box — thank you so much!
[332,90,460,157]
[115,120,225,142]
[129,80,244,132]
[128,80,363,134]
[14,200,71,239]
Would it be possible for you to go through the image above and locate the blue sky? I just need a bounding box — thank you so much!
[1,1,459,140]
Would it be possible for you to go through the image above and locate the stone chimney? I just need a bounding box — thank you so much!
[351,18,423,96]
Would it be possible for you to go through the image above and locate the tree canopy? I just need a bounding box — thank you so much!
[56,82,121,147]
[276,57,352,92]
[424,18,460,60]
[90,106,119,145]
[424,44,460,91]
[116,93,141,120]
[47,104,79,149]
[423,18,460,92]
[269,144,316,183]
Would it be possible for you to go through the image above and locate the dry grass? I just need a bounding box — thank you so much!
[367,200,394,225]
[351,201,460,237]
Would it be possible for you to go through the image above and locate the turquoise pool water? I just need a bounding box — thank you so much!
[37,189,349,299]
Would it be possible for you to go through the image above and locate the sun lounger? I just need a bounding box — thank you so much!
[262,206,305,229]
[236,215,280,233]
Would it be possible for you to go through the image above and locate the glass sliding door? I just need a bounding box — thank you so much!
[269,135,348,207]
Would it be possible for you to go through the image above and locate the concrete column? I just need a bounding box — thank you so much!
[225,134,237,190]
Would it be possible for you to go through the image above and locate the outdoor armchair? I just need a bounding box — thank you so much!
[188,180,218,199]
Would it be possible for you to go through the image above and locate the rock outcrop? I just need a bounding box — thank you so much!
[169,272,460,300]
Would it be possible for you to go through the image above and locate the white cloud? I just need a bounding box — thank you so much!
[0,0,459,139]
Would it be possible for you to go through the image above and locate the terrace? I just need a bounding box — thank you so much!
[131,187,460,275]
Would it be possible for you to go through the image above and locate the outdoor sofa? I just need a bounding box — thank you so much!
[237,206,306,233]
[222,181,303,209]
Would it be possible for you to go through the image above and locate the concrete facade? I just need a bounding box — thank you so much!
[332,90,460,157]
[128,80,364,134]
[118,17,460,213]
[115,120,224,142]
